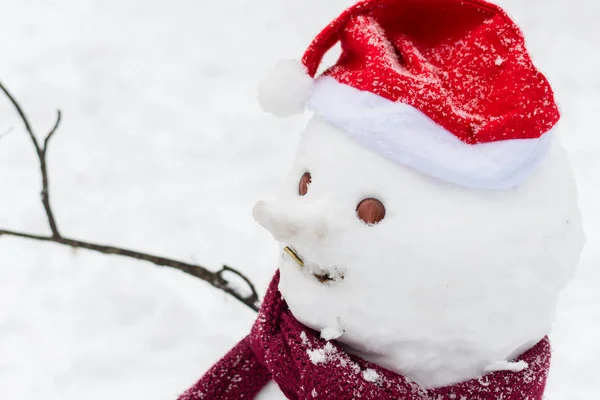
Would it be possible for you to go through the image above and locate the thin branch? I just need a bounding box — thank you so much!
[0,228,259,312]
[217,265,260,308]
[38,110,62,238]
[0,79,260,313]
[44,110,62,152]
[0,81,60,237]
[0,81,41,151]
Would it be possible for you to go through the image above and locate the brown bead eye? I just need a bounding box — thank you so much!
[356,198,386,225]
[299,172,311,196]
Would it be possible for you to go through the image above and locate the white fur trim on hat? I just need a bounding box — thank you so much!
[307,77,553,190]
[258,59,314,117]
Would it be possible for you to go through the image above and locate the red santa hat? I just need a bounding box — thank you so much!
[258,0,560,190]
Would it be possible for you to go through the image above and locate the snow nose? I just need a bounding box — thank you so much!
[252,200,329,247]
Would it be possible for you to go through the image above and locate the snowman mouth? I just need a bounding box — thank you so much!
[283,246,344,283]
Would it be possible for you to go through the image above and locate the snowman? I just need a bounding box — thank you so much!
[180,0,584,399]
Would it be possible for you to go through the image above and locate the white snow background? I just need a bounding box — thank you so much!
[0,0,598,399]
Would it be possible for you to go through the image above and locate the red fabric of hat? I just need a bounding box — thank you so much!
[301,0,559,145]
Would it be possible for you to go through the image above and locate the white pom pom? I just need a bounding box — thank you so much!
[258,59,314,117]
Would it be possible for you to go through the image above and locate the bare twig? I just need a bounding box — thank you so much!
[38,110,62,238]
[0,228,260,310]
[0,80,260,312]
[0,82,61,237]
[44,110,62,151]
[0,82,39,149]
[217,265,260,305]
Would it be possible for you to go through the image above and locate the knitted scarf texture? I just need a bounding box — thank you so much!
[179,272,550,399]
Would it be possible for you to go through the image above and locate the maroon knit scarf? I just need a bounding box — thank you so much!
[179,272,550,399]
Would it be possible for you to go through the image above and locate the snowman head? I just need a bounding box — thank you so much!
[254,115,583,387]
[253,0,585,388]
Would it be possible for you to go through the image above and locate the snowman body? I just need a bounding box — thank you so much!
[253,115,584,397]
[179,1,586,399]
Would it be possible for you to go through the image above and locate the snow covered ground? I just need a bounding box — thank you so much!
[0,0,598,398]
